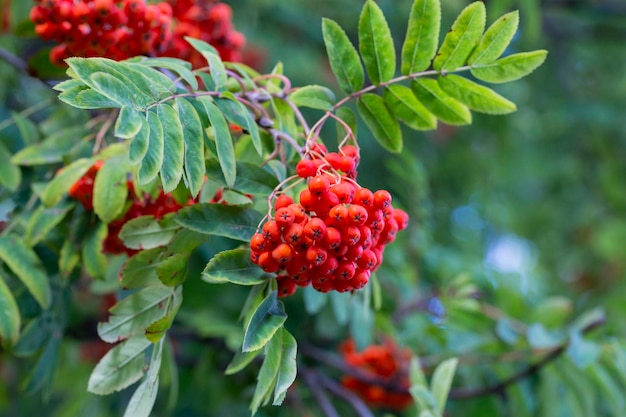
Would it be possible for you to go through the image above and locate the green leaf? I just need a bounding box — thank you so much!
[356,93,402,152]
[251,330,282,415]
[0,274,20,347]
[156,253,189,287]
[25,202,74,246]
[90,72,134,107]
[272,328,297,405]
[64,88,119,109]
[433,1,486,71]
[468,10,519,66]
[145,288,182,343]
[289,85,336,111]
[59,239,80,279]
[137,110,164,185]
[174,203,263,241]
[470,50,548,83]
[321,18,364,95]
[430,358,458,412]
[11,126,85,166]
[158,104,185,193]
[115,106,144,139]
[205,159,278,195]
[122,340,163,417]
[40,158,93,207]
[438,74,516,114]
[97,286,174,343]
[134,56,198,90]
[175,98,205,197]
[202,249,270,286]
[401,0,441,74]
[384,84,437,130]
[129,117,150,164]
[0,235,51,310]
[119,248,164,289]
[410,385,439,414]
[13,111,39,145]
[410,357,427,387]
[82,222,108,279]
[243,291,287,352]
[411,78,471,125]
[87,336,151,395]
[225,349,261,375]
[0,142,21,191]
[94,156,129,223]
[199,96,236,188]
[23,336,60,395]
[358,0,396,84]
[184,37,227,90]
[119,215,179,250]
[216,93,262,156]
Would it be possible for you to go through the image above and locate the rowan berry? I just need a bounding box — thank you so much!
[331,182,355,203]
[306,246,328,267]
[277,275,297,298]
[299,189,315,212]
[342,226,361,246]
[304,217,327,241]
[314,255,338,277]
[357,250,377,270]
[328,204,348,227]
[296,159,317,178]
[250,233,268,252]
[258,252,280,273]
[272,243,293,264]
[373,190,392,209]
[274,194,294,210]
[322,227,342,250]
[308,175,331,197]
[337,156,356,173]
[354,188,374,208]
[261,220,281,244]
[345,245,363,262]
[336,261,356,281]
[283,223,304,245]
[324,152,341,170]
[275,207,295,228]
[288,203,307,223]
[393,209,409,230]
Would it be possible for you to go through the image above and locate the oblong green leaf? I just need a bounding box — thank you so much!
[115,106,143,139]
[137,110,164,185]
[158,104,185,193]
[25,202,74,246]
[202,249,270,286]
[468,10,519,66]
[383,85,437,130]
[322,18,364,94]
[93,156,129,224]
[82,222,108,279]
[216,93,262,156]
[11,126,85,166]
[90,72,134,107]
[272,328,297,405]
[289,85,336,111]
[0,235,51,310]
[119,248,164,290]
[0,273,20,347]
[206,160,279,196]
[175,98,205,197]
[0,143,21,192]
[430,357,458,412]
[433,1,486,71]
[87,336,151,395]
[145,288,182,343]
[129,117,150,164]
[438,74,516,114]
[119,215,179,250]
[97,286,174,343]
[411,78,471,125]
[359,0,396,84]
[184,37,227,90]
[156,253,189,287]
[41,158,93,207]
[356,93,402,153]
[199,97,236,188]
[401,0,441,74]
[73,89,120,109]
[174,203,264,241]
[470,50,548,84]
[251,328,283,415]
[133,57,198,90]
[225,349,261,375]
[243,291,287,352]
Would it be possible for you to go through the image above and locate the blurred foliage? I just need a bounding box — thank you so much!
[1,0,626,416]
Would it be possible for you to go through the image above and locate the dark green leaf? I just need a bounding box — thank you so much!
[0,235,51,310]
[356,93,402,152]
[199,97,236,188]
[25,201,74,246]
[23,336,60,395]
[174,203,264,241]
[156,254,189,287]
[411,78,471,125]
[243,291,287,352]
[184,37,227,90]
[438,74,516,114]
[175,98,205,197]
[158,104,185,193]
[119,215,180,250]
[145,288,182,343]
[468,10,519,66]
[335,106,357,143]
[87,336,151,395]
[402,0,441,74]
[119,248,164,289]
[384,84,437,130]
[433,1,486,71]
[272,328,297,405]
[321,18,364,94]
[98,286,174,343]
[289,85,336,111]
[94,156,130,223]
[470,50,548,83]
[59,239,80,279]
[0,274,20,347]
[129,117,150,164]
[115,106,144,139]
[82,222,108,279]
[358,0,396,84]
[137,110,164,185]
[202,249,270,286]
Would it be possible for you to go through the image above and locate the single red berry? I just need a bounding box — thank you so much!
[394,209,409,231]
[306,246,328,266]
[274,194,294,210]
[315,255,339,277]
[342,226,361,246]
[336,261,356,281]
[331,182,355,204]
[250,233,268,252]
[304,217,327,241]
[348,204,368,226]
[345,245,363,262]
[272,243,294,264]
[328,204,349,227]
[308,175,331,197]
[374,190,392,209]
[258,252,280,273]
[357,250,378,270]
[283,223,304,245]
[277,275,297,298]
[275,207,296,228]
[289,203,307,223]
[325,152,341,170]
[338,156,356,173]
[299,189,315,212]
[322,227,342,250]
[261,221,281,244]
[354,188,375,208]
[296,159,317,178]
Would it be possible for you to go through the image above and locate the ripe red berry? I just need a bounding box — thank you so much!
[354,188,374,208]
[304,217,327,241]
[261,220,281,244]
[272,243,293,264]
[374,190,392,209]
[277,275,297,298]
[306,246,328,266]
[250,233,268,253]
[283,223,304,245]
[394,209,409,230]
[296,159,317,178]
[275,207,296,228]
[274,194,294,210]
[322,227,342,250]
[348,204,368,226]
[258,252,280,273]
[308,175,331,197]
[331,182,355,203]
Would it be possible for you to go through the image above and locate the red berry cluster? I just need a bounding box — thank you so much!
[68,161,195,255]
[340,339,413,410]
[250,144,409,297]
[30,0,244,67]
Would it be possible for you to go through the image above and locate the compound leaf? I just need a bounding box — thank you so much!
[176,98,205,197]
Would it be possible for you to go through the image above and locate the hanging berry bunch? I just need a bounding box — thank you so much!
[30,0,244,67]
[69,160,196,256]
[340,339,413,410]
[250,143,409,297]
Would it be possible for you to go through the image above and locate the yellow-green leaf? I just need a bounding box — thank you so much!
[94,155,129,224]
[322,18,364,95]
[137,110,164,185]
[438,74,516,114]
[356,93,402,153]
[383,85,437,130]
[411,78,471,125]
[0,272,20,347]
[358,0,396,84]
[468,10,519,66]
[471,50,548,84]
[401,0,441,74]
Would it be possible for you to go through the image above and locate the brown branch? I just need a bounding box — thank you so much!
[300,366,341,417]
[0,45,27,72]
[316,371,376,417]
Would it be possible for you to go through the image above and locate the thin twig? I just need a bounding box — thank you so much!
[0,45,28,72]
[316,372,376,417]
[300,367,341,417]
